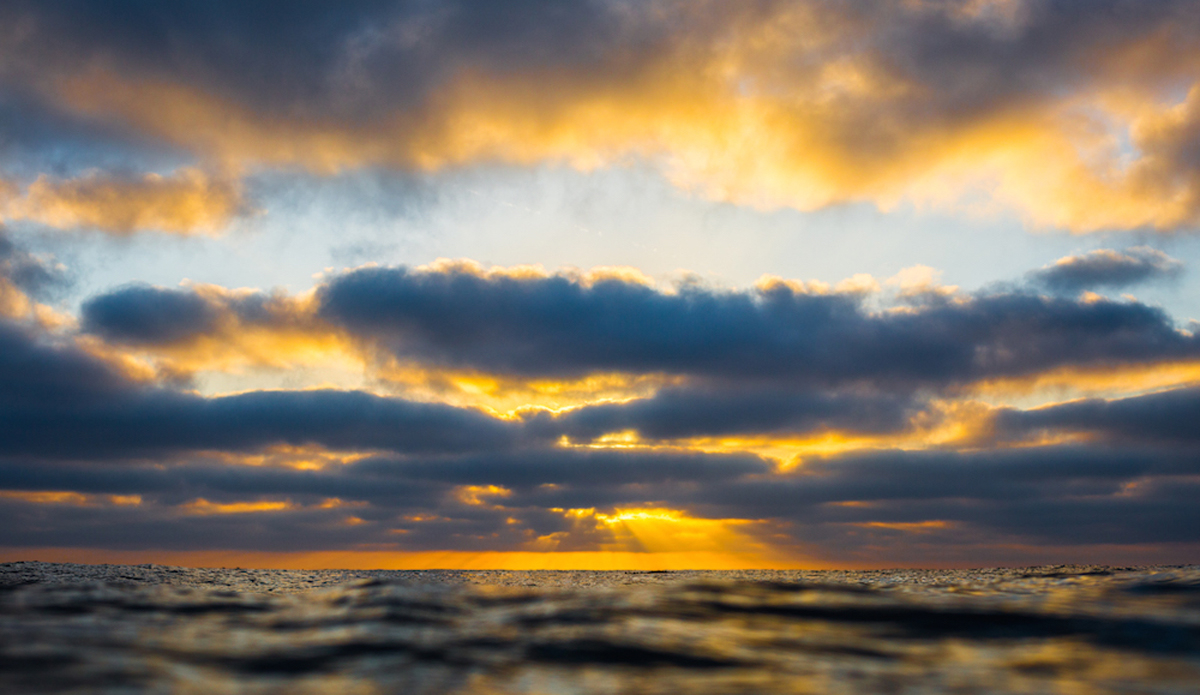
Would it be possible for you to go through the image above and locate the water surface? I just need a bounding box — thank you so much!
[2,563,1199,693]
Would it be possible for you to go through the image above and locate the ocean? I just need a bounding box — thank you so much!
[2,562,1198,693]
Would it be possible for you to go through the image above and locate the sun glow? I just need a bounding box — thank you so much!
[561,506,793,567]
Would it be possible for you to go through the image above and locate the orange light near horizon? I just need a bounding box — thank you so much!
[558,506,797,567]
[0,548,817,571]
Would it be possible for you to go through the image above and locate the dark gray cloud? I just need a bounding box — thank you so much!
[0,229,68,300]
[316,265,1200,383]
[0,445,771,552]
[1029,247,1184,293]
[0,0,668,118]
[0,319,524,458]
[4,305,1199,560]
[994,386,1200,446]
[79,282,310,350]
[699,446,1196,513]
[693,445,1200,548]
[0,387,525,459]
[0,321,132,407]
[1,441,1196,556]
[537,385,919,441]
[81,284,219,345]
[0,446,769,502]
[0,90,185,180]
[81,263,1200,390]
[4,1,1196,124]
[349,448,771,489]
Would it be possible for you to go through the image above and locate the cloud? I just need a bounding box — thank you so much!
[4,1,1200,230]
[1029,247,1184,293]
[701,445,1197,512]
[0,229,69,320]
[0,444,775,554]
[74,261,1200,404]
[315,263,1200,385]
[11,273,1200,565]
[0,232,66,298]
[1,439,1196,562]
[692,444,1200,558]
[538,385,920,441]
[0,319,524,458]
[0,168,246,235]
[994,385,1200,446]
[350,448,771,490]
[3,300,1199,563]
[81,283,221,345]
[79,282,358,378]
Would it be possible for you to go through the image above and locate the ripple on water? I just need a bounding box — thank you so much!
[1,563,1199,694]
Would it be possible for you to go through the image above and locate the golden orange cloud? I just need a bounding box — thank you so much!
[0,490,142,507]
[36,5,1200,233]
[963,359,1200,408]
[0,269,72,330]
[1,168,245,235]
[84,285,367,389]
[195,444,375,472]
[452,485,513,507]
[0,276,33,320]
[77,266,684,408]
[179,498,296,515]
[552,397,1001,466]
[372,362,682,415]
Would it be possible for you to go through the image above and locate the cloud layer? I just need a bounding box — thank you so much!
[80,263,1200,388]
[4,0,1200,231]
[3,251,1199,566]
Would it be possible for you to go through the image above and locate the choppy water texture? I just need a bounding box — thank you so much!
[2,563,1199,693]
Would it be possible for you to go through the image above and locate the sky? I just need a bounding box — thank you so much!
[1,0,1200,570]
